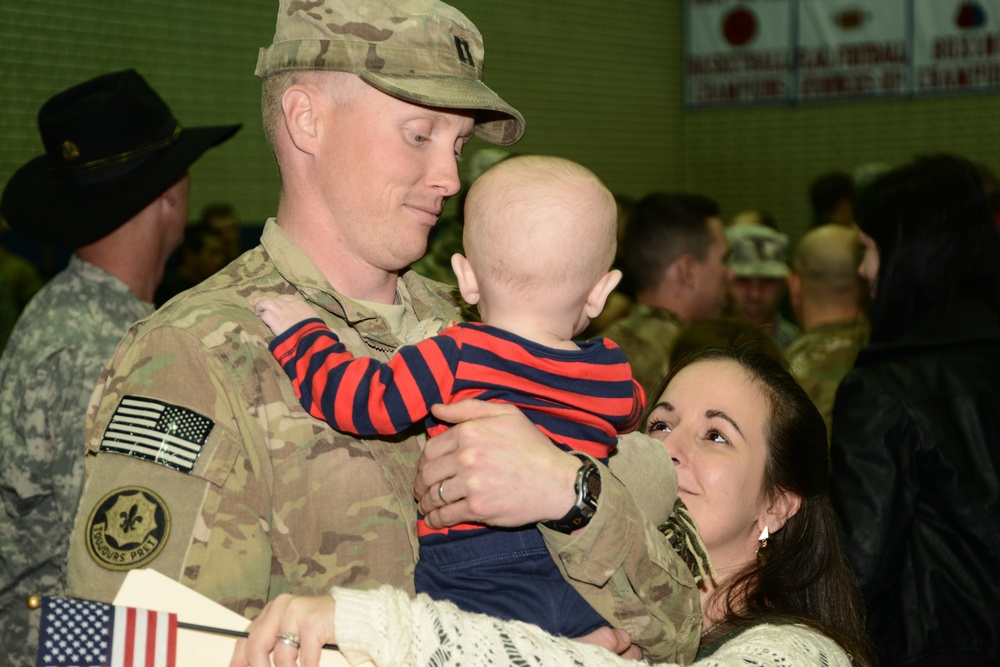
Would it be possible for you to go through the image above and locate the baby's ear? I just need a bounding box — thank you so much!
[585,269,622,319]
[451,253,480,305]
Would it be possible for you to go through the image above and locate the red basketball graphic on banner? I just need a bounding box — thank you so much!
[956,2,987,28]
[723,7,757,46]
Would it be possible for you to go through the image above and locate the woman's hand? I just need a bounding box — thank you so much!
[574,627,643,660]
[229,594,336,667]
[415,399,580,529]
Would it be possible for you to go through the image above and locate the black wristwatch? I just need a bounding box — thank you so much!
[542,453,602,534]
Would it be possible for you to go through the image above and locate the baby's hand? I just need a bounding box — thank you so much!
[251,294,320,336]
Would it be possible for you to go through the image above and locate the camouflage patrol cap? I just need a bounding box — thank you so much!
[255,0,525,146]
[726,224,790,278]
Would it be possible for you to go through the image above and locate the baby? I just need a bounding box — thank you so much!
[253,155,643,638]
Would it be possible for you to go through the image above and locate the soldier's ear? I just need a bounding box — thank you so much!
[673,253,698,291]
[282,84,322,155]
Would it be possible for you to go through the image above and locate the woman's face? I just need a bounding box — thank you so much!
[858,231,880,299]
[645,359,774,573]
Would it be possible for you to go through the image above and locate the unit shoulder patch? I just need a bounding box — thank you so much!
[85,486,171,571]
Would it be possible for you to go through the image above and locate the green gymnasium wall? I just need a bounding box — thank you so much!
[2,1,999,246]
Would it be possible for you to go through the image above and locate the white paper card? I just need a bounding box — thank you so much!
[115,569,360,666]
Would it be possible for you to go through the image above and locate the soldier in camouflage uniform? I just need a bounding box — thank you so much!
[0,70,238,666]
[601,303,686,398]
[786,319,869,435]
[601,192,732,398]
[66,1,704,663]
[786,224,870,434]
[726,224,801,351]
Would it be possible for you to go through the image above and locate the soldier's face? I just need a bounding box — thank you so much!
[729,276,786,326]
[315,80,474,273]
[691,217,733,322]
[192,235,229,277]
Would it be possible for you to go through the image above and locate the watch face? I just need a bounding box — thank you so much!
[586,472,601,498]
[584,465,601,504]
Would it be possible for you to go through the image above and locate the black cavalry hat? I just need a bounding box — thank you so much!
[0,69,241,247]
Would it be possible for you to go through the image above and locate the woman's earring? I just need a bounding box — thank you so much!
[756,526,769,563]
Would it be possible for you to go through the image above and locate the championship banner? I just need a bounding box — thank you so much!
[685,0,794,106]
[797,0,910,100]
[914,0,1000,93]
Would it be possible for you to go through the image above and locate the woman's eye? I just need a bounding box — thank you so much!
[646,419,672,435]
[706,428,729,444]
[409,131,429,144]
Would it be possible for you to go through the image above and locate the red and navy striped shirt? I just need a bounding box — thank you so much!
[270,319,645,539]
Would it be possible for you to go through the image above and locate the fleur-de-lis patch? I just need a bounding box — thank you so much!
[85,487,171,571]
[118,503,144,533]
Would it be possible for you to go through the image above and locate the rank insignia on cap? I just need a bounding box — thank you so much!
[454,36,475,67]
[100,396,213,473]
[86,487,171,571]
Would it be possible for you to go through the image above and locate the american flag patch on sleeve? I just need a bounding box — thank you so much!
[99,396,214,474]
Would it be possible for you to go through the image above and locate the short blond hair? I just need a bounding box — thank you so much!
[261,71,367,161]
[463,155,617,299]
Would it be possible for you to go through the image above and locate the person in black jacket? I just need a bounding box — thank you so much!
[830,154,1000,667]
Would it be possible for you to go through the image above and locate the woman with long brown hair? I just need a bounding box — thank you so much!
[231,345,873,667]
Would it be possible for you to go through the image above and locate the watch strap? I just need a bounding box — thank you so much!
[541,453,600,534]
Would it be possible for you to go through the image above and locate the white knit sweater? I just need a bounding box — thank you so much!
[332,586,853,667]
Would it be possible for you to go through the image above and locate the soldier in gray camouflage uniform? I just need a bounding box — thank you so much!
[0,70,238,666]
[66,1,705,663]
[601,192,732,398]
[786,224,870,434]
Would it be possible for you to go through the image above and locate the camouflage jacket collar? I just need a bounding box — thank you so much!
[261,219,459,340]
[632,302,687,327]
[68,254,146,301]
[806,317,869,339]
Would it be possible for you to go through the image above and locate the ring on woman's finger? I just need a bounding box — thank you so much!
[276,631,300,649]
[438,480,449,505]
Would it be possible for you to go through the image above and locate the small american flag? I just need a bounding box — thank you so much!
[99,396,213,473]
[36,596,177,667]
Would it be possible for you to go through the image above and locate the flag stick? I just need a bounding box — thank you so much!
[178,621,339,650]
